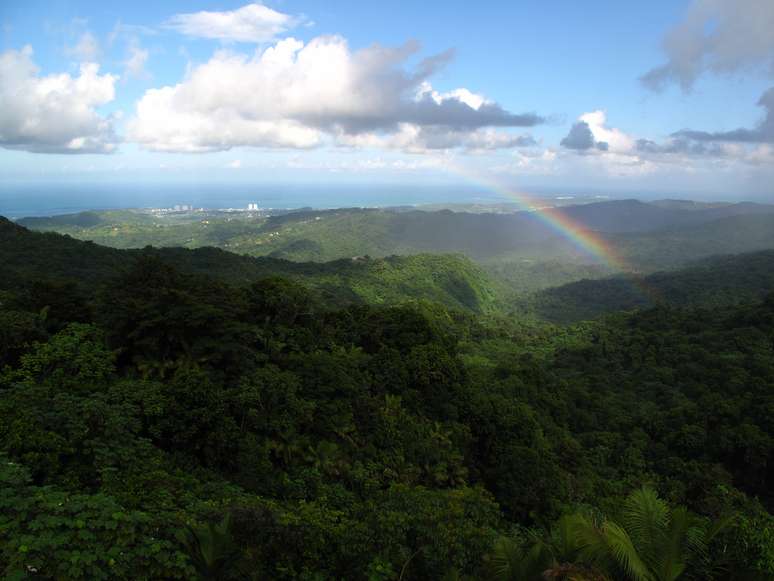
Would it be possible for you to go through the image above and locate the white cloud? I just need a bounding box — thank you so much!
[497,144,663,181]
[416,82,488,110]
[283,155,450,173]
[165,3,303,43]
[671,87,774,144]
[582,151,657,176]
[127,36,542,153]
[579,111,635,153]
[747,144,774,165]
[561,110,635,153]
[0,46,118,154]
[642,0,774,90]
[227,159,242,168]
[495,148,559,175]
[123,41,149,79]
[502,106,774,189]
[66,31,100,62]
[631,89,774,170]
[336,123,535,153]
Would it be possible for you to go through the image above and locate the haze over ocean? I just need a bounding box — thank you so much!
[5,182,763,220]
[0,183,512,218]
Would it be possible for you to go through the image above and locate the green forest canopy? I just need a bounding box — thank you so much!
[1,216,773,579]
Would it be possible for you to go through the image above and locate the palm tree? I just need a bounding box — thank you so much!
[489,487,728,581]
[489,534,552,580]
[569,486,729,581]
[489,523,608,581]
[178,514,246,580]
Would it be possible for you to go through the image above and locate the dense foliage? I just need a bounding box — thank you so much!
[526,250,774,323]
[0,217,499,314]
[1,217,773,579]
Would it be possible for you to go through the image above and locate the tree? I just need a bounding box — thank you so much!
[178,514,246,580]
[493,487,729,581]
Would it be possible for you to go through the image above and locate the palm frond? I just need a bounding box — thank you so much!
[622,486,669,567]
[178,514,243,580]
[654,506,693,581]
[568,512,612,567]
[490,535,552,581]
[551,514,587,562]
[601,521,652,581]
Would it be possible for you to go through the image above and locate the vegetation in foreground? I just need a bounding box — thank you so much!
[0,218,773,579]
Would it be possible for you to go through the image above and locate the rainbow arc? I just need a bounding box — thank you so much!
[446,163,658,304]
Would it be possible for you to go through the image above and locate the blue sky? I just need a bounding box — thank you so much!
[1,0,773,200]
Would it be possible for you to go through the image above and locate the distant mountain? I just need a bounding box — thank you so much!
[649,199,733,211]
[558,199,682,232]
[526,249,774,323]
[560,198,774,232]
[0,216,499,313]
[614,212,774,270]
[18,200,774,267]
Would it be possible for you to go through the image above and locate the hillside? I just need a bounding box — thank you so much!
[18,201,774,276]
[8,212,774,323]
[526,249,774,323]
[0,216,499,313]
[1,222,773,578]
[614,212,774,270]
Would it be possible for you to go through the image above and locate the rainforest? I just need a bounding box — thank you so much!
[2,0,774,578]
[1,206,773,579]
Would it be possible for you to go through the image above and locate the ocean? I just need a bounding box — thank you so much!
[0,182,506,219]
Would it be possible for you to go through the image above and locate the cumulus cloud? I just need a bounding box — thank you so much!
[579,111,634,152]
[554,109,762,177]
[672,87,774,143]
[636,137,727,156]
[337,123,535,152]
[165,3,304,43]
[0,46,118,153]
[637,138,774,167]
[635,101,774,167]
[560,121,597,150]
[642,0,774,91]
[127,36,543,153]
[507,105,774,186]
[561,111,633,153]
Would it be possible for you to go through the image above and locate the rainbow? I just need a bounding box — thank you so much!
[445,162,657,303]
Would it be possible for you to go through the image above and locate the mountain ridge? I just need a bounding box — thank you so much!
[0,216,499,313]
[17,200,774,268]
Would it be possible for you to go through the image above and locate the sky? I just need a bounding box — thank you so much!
[1,0,773,201]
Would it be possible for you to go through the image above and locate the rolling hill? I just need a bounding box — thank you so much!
[526,249,774,323]
[0,217,500,313]
[18,200,774,272]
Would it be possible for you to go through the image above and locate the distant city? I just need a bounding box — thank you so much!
[150,202,264,214]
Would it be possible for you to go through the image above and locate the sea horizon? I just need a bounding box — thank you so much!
[2,181,767,220]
